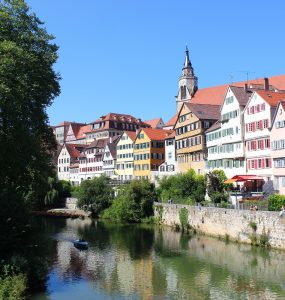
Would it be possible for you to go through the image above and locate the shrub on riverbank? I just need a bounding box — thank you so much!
[156,169,206,204]
[77,176,114,216]
[0,273,27,300]
[268,194,285,211]
[102,180,155,222]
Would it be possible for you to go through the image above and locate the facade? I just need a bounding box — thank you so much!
[65,123,90,145]
[175,103,219,174]
[144,118,164,129]
[78,139,108,181]
[244,90,285,181]
[133,128,173,180]
[116,131,136,181]
[206,86,252,178]
[152,131,177,181]
[85,113,150,143]
[271,101,285,194]
[102,143,117,179]
[53,121,71,145]
[57,143,85,182]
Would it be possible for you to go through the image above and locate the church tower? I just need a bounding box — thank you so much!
[176,46,198,112]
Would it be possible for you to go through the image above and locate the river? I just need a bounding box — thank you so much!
[29,217,285,300]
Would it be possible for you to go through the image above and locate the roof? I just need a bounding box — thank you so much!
[255,90,285,107]
[164,113,179,127]
[144,118,164,128]
[124,131,137,141]
[56,121,71,127]
[205,120,221,133]
[185,103,220,120]
[190,75,285,105]
[86,138,109,149]
[229,86,253,106]
[281,100,285,111]
[65,144,85,159]
[165,131,176,139]
[140,128,174,141]
[106,143,117,158]
[75,124,91,139]
[91,112,150,126]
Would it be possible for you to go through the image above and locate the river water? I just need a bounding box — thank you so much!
[29,217,285,300]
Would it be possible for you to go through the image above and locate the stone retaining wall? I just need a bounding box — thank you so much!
[154,203,285,250]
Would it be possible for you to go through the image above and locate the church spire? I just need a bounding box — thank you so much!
[176,46,198,112]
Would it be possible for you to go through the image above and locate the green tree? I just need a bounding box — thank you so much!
[77,176,114,216]
[103,180,155,222]
[0,0,60,209]
[207,170,229,203]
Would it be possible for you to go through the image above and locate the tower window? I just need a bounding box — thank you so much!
[180,85,187,99]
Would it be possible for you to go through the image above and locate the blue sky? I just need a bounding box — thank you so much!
[26,0,285,126]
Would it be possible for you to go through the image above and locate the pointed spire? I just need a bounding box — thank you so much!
[183,46,192,69]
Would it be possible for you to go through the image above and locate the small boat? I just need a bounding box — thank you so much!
[73,239,88,250]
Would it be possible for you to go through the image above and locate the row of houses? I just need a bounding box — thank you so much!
[54,48,285,194]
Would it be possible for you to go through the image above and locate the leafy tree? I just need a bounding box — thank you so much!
[0,0,60,208]
[103,180,155,223]
[77,176,114,216]
[207,170,228,203]
[156,169,206,204]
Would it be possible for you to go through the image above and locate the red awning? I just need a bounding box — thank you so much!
[224,175,264,183]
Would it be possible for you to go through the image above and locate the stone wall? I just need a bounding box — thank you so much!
[154,203,285,250]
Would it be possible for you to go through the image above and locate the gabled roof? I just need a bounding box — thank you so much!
[55,121,71,127]
[270,100,285,130]
[65,143,85,159]
[255,90,285,107]
[185,103,220,120]
[164,113,179,127]
[139,128,174,141]
[144,118,164,128]
[91,112,150,126]
[165,131,176,139]
[190,75,285,105]
[106,143,117,158]
[205,120,221,133]
[229,86,253,107]
[124,131,137,141]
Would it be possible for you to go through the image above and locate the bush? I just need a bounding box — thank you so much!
[0,274,27,300]
[210,192,228,204]
[77,176,114,216]
[102,180,155,223]
[207,170,228,204]
[268,194,285,211]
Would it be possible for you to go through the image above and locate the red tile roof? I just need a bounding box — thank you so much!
[144,118,163,128]
[75,124,91,139]
[164,113,179,126]
[141,128,174,141]
[125,131,137,141]
[255,90,285,107]
[191,75,285,105]
[65,144,85,159]
[185,103,220,120]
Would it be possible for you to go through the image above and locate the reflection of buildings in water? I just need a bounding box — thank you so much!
[166,268,178,294]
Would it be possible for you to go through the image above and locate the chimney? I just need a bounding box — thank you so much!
[244,83,248,92]
[264,77,269,90]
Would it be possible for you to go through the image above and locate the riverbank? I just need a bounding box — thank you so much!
[32,208,91,218]
[154,202,285,250]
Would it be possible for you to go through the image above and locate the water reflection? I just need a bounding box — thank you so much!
[30,218,285,300]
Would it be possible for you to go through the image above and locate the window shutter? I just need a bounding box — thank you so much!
[269,158,272,168]
[261,139,264,150]
[254,140,257,150]
[253,122,256,131]
[247,142,250,151]
[254,159,257,169]
[248,160,251,169]
[246,124,248,132]
[247,107,250,114]
[261,159,265,169]
[257,104,260,112]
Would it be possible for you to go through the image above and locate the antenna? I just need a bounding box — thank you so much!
[238,71,256,83]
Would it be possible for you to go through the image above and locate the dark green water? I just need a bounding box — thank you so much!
[29,218,285,300]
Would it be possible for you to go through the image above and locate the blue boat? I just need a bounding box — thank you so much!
[73,239,88,250]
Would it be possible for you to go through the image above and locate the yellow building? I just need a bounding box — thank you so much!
[116,131,136,181]
[174,103,219,174]
[133,128,173,180]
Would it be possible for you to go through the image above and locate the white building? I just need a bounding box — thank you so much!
[103,142,117,179]
[78,139,108,181]
[57,143,85,182]
[206,86,251,178]
[65,123,90,145]
[244,89,285,182]
[116,131,136,181]
[270,101,285,194]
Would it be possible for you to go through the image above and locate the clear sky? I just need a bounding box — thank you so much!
[25,0,285,126]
